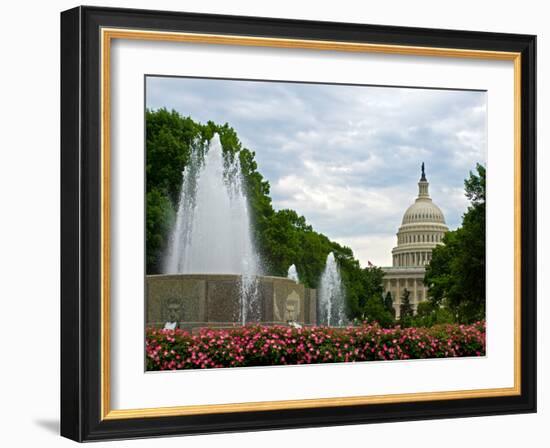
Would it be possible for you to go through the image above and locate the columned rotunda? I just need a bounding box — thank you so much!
[382,164,448,318]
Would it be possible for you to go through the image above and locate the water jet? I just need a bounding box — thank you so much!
[318,252,346,326]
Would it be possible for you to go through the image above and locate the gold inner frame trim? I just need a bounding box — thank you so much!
[100,27,522,420]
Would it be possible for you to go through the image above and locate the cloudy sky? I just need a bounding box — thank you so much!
[146,76,487,267]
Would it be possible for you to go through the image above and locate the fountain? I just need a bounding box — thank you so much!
[287,264,299,283]
[318,252,346,326]
[148,134,317,329]
[163,134,262,324]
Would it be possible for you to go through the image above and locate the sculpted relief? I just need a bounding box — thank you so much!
[274,290,301,323]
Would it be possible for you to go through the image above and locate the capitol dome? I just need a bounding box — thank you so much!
[401,199,446,225]
[391,163,448,268]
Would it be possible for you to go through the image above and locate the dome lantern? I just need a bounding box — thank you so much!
[401,163,446,225]
[418,162,430,199]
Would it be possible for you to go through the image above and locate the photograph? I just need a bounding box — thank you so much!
[144,76,487,371]
[55,4,537,442]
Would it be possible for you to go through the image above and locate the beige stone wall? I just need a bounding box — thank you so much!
[147,275,207,324]
[146,274,317,329]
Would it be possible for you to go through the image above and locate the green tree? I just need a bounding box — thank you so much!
[353,266,394,326]
[399,288,414,327]
[384,291,395,317]
[424,164,486,323]
[146,189,174,271]
[362,295,395,328]
[145,109,205,272]
[360,267,384,308]
[411,300,455,328]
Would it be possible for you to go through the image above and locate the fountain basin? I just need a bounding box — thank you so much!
[146,274,317,330]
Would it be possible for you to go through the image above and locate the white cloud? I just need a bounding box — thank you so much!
[334,234,396,268]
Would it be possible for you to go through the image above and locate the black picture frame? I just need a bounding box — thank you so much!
[61,5,536,442]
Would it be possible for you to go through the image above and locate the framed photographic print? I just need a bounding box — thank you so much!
[60,6,536,442]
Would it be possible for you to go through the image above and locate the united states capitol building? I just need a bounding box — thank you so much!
[382,164,448,318]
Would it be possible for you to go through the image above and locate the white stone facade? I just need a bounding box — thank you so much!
[382,166,448,318]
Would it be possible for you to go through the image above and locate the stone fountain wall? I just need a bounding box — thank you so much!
[146,274,317,330]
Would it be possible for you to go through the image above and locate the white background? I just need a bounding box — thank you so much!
[0,0,546,446]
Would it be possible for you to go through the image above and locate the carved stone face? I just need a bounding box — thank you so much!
[163,298,183,323]
[284,303,298,322]
[285,303,296,322]
[285,290,301,322]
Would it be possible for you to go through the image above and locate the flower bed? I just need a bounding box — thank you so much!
[146,321,485,371]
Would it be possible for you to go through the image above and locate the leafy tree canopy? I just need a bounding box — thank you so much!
[424,164,486,324]
[399,288,414,327]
